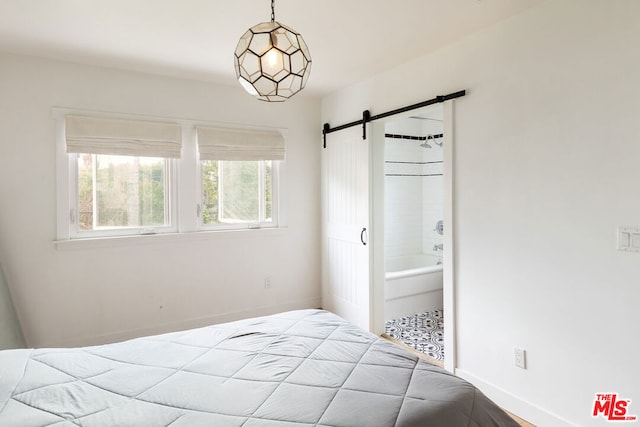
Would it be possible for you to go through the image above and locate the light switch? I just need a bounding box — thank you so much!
[618,227,640,253]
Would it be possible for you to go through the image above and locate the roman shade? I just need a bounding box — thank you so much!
[65,115,182,158]
[197,126,285,161]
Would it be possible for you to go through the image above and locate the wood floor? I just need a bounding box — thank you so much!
[381,333,444,367]
[381,334,535,427]
[506,411,536,427]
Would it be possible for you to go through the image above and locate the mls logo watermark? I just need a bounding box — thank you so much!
[593,393,637,422]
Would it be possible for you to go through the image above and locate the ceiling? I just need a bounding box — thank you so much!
[0,0,544,97]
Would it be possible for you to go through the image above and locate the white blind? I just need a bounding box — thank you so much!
[197,126,285,161]
[65,115,182,158]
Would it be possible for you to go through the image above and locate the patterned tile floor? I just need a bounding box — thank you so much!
[384,309,444,361]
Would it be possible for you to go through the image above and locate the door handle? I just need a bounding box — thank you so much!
[360,227,367,245]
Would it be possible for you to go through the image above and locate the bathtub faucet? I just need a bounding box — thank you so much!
[433,244,443,252]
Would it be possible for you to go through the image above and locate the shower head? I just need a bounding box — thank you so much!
[420,135,433,149]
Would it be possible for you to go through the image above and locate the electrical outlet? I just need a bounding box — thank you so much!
[514,347,526,369]
[264,278,271,289]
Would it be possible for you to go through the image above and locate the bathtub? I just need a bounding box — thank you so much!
[384,254,443,320]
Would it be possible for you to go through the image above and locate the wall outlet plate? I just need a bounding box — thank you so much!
[618,227,640,253]
[514,347,526,369]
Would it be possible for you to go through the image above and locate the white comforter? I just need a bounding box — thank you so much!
[0,309,518,426]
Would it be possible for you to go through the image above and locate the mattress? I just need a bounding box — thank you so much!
[0,309,519,426]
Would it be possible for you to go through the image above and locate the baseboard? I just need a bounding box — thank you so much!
[58,298,322,347]
[455,369,576,427]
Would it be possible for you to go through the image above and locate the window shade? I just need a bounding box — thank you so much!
[65,115,182,158]
[197,126,285,161]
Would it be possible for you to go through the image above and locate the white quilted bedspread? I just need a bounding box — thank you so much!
[0,309,518,426]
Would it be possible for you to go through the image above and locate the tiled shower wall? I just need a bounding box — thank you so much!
[384,113,443,261]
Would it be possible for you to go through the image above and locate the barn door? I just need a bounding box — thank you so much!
[322,126,370,330]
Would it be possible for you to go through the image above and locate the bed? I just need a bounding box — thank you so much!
[0,309,518,426]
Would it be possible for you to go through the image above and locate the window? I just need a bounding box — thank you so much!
[56,112,285,241]
[74,154,173,235]
[201,160,275,228]
[197,126,284,230]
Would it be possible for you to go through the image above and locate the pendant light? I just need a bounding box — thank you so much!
[234,0,312,102]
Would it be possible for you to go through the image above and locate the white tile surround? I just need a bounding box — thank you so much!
[384,112,444,262]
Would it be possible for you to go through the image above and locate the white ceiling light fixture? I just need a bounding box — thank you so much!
[234,0,312,102]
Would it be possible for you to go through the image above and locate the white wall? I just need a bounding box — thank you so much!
[0,53,321,348]
[0,262,25,349]
[322,1,640,425]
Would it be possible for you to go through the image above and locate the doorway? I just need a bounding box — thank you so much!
[371,101,456,372]
[384,104,444,362]
[382,105,445,361]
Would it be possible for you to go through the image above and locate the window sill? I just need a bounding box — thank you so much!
[54,227,288,251]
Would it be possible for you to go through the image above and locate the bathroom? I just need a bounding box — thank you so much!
[383,104,445,362]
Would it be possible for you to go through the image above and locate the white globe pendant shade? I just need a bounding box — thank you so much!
[234,21,312,102]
